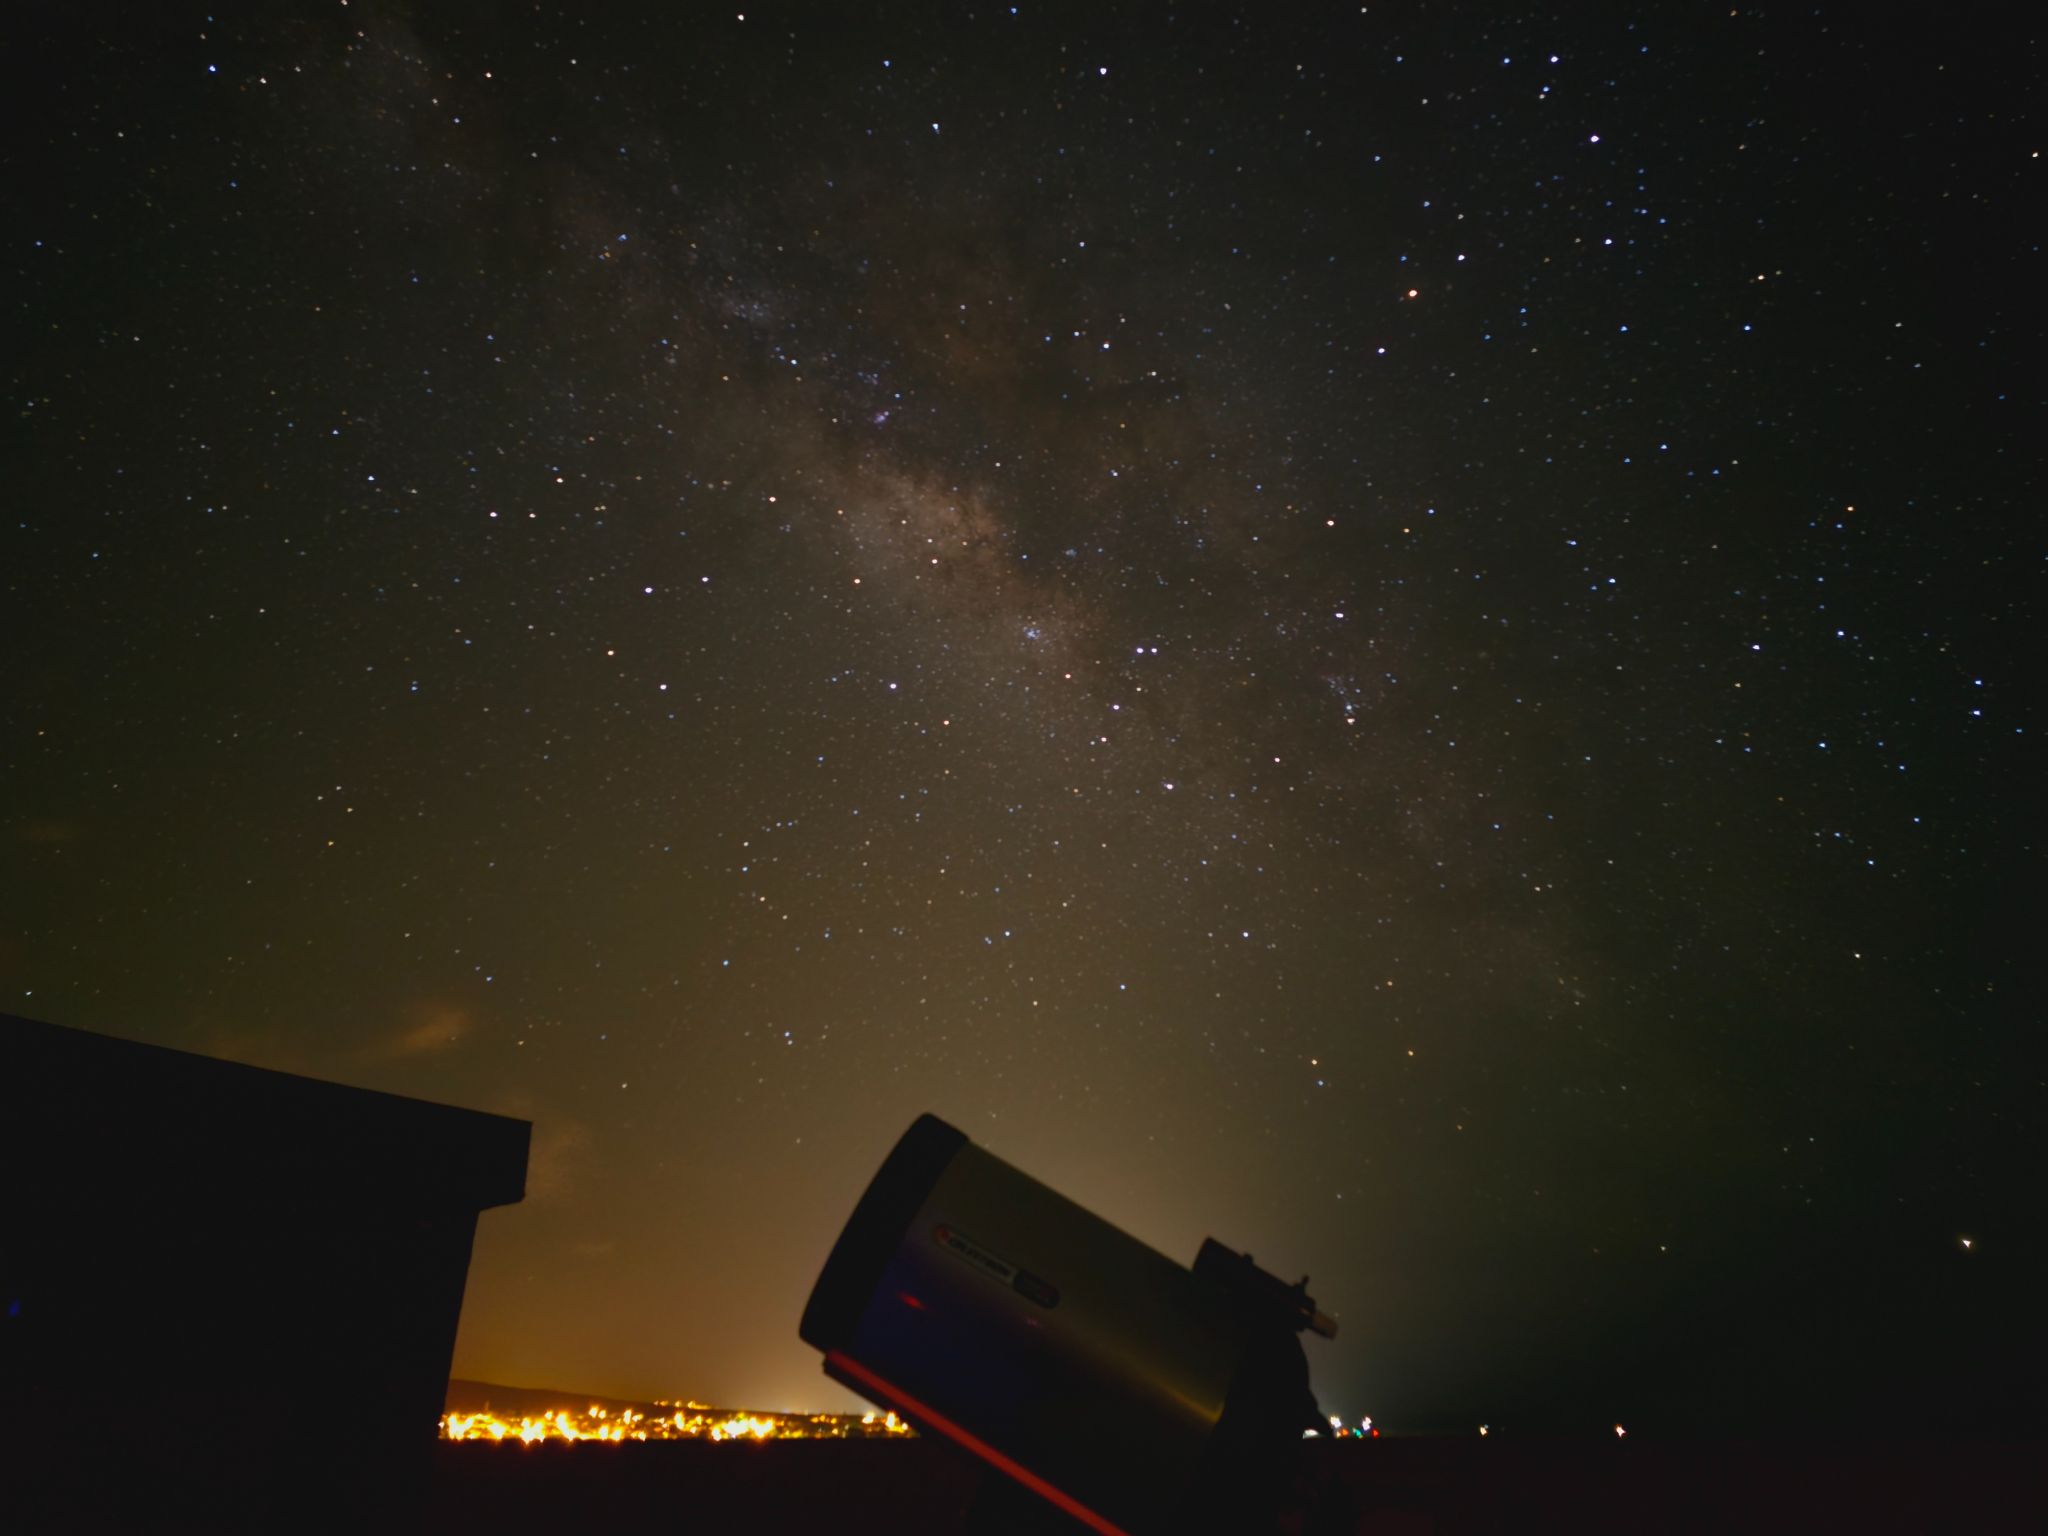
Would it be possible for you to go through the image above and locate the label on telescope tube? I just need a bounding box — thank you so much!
[933,1223,1060,1309]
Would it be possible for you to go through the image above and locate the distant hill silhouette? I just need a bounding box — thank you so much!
[446,1379,681,1419]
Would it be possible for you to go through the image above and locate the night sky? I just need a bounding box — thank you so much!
[8,4,2041,1434]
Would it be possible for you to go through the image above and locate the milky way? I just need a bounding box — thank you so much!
[7,5,2038,1430]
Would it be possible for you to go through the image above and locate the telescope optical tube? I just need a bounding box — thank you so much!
[800,1114,1331,1535]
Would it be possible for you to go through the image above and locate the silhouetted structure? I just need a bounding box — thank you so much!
[1,1013,528,1530]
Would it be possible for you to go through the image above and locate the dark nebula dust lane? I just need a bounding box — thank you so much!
[5,4,2040,1429]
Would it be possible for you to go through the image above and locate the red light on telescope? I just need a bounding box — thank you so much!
[826,1351,1130,1536]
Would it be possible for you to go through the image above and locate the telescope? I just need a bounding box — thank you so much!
[800,1114,1337,1534]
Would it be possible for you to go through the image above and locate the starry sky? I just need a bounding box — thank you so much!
[7,4,2041,1433]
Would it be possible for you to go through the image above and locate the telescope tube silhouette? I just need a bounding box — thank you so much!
[800,1114,1335,1535]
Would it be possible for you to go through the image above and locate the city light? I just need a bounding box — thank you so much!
[440,1401,913,1443]
[1305,1415,1379,1440]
